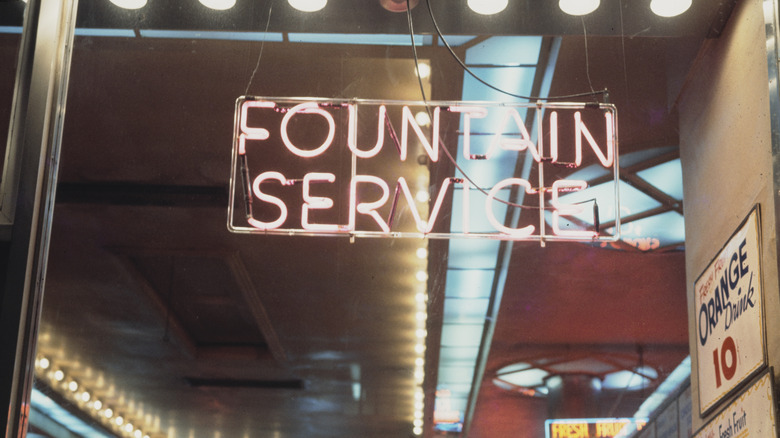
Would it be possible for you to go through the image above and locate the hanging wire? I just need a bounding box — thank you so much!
[405,0,538,211]
[404,0,602,220]
[244,1,274,95]
[423,0,608,102]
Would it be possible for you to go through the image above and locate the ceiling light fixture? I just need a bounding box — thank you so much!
[558,0,599,16]
[380,0,418,12]
[199,0,236,10]
[649,0,691,17]
[288,0,327,12]
[415,111,431,127]
[415,63,431,79]
[108,0,148,10]
[467,0,507,15]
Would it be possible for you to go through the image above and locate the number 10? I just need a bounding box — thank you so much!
[712,336,737,388]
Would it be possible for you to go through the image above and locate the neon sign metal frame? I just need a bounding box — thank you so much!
[228,97,620,242]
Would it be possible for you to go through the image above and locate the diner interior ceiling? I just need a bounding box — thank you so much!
[0,0,736,437]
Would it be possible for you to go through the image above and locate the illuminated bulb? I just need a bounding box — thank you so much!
[134,430,143,438]
[93,400,103,410]
[104,408,113,418]
[415,270,428,282]
[288,0,326,12]
[38,357,50,370]
[559,0,599,16]
[467,0,507,15]
[414,343,425,354]
[650,0,691,17]
[414,410,423,419]
[115,416,124,426]
[199,0,236,9]
[416,247,427,259]
[68,381,78,392]
[414,368,424,380]
[414,391,424,401]
[80,391,90,402]
[54,370,65,381]
[415,357,424,367]
[415,311,427,321]
[414,418,423,427]
[415,292,427,303]
[414,111,431,127]
[416,328,427,338]
[415,190,429,203]
[109,0,147,9]
[413,426,423,435]
[414,401,424,411]
[416,63,431,79]
[124,423,134,433]
[144,435,150,438]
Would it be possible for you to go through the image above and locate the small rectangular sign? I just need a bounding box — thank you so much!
[544,418,648,438]
[229,97,619,241]
[694,206,765,415]
[693,369,777,438]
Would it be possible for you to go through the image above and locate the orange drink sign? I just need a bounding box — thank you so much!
[694,206,765,415]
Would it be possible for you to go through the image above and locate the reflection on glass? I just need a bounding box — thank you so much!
[16,0,717,436]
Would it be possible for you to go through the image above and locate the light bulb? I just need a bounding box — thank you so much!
[414,112,431,127]
[415,270,428,282]
[38,357,50,369]
[54,370,65,381]
[199,0,236,10]
[650,0,691,17]
[467,0,507,15]
[68,381,78,392]
[559,0,599,16]
[109,0,147,9]
[416,63,431,79]
[288,0,326,12]
[416,248,428,259]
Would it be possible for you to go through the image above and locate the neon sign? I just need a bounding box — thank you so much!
[545,418,648,438]
[229,97,619,241]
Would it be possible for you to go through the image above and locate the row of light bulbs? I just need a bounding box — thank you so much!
[34,356,154,438]
[559,0,692,18]
[105,0,692,17]
[412,243,428,436]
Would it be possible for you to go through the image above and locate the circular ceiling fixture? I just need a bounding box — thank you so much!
[199,0,236,10]
[467,0,508,15]
[493,353,658,398]
[288,0,327,12]
[109,0,147,9]
[558,0,599,16]
[380,0,418,12]
[650,0,692,17]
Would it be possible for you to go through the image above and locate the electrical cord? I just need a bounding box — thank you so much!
[405,0,536,210]
[424,0,608,102]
